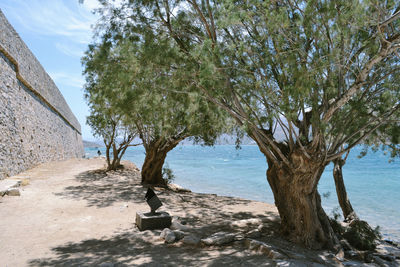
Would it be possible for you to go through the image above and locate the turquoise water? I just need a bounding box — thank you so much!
[85,145,400,242]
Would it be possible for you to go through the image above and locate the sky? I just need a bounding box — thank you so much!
[1,0,102,141]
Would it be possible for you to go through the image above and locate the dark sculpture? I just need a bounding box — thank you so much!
[145,188,162,214]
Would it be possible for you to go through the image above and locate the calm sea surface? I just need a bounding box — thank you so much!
[85,145,400,242]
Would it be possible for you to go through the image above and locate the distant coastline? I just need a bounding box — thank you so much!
[83,134,258,147]
[83,140,103,148]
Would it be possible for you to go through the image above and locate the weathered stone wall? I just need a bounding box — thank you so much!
[0,10,84,179]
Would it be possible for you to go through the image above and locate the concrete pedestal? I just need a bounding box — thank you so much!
[136,211,172,231]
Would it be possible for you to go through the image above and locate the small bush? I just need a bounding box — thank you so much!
[329,209,380,251]
[343,220,381,251]
[162,164,175,185]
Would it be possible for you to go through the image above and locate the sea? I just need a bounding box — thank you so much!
[85,145,400,242]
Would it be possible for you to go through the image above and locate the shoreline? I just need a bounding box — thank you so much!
[88,153,400,244]
[2,157,398,266]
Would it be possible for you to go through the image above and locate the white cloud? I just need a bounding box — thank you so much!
[55,42,84,57]
[48,71,85,89]
[2,0,98,44]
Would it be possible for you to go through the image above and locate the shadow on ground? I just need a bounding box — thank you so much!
[54,165,146,207]
[28,228,275,266]
[23,161,394,266]
[30,163,288,265]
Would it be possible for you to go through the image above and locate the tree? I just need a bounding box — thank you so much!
[86,99,139,171]
[333,154,358,222]
[94,0,400,249]
[83,36,140,171]
[333,121,400,222]
[83,25,228,186]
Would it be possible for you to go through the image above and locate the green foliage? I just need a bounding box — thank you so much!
[330,211,381,251]
[331,207,342,221]
[342,220,381,251]
[86,101,137,171]
[162,164,175,185]
[83,26,228,151]
[91,0,400,166]
[88,0,400,245]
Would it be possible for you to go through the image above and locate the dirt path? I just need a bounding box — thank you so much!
[1,158,397,266]
[0,158,279,266]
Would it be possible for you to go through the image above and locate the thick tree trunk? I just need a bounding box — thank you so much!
[266,151,339,249]
[141,140,179,186]
[333,158,358,222]
[141,149,168,186]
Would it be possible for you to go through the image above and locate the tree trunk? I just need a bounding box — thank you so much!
[105,143,111,168]
[266,150,339,249]
[333,158,358,222]
[105,143,129,171]
[141,140,179,186]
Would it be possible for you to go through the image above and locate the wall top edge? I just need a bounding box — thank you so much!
[0,9,81,133]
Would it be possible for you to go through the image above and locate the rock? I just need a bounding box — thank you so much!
[345,250,361,260]
[245,239,264,250]
[376,242,400,258]
[168,183,191,193]
[373,256,391,267]
[245,239,260,248]
[164,231,176,243]
[383,240,400,248]
[374,253,396,262]
[257,224,269,233]
[340,239,353,251]
[0,179,21,196]
[173,230,185,241]
[201,232,236,246]
[231,218,262,228]
[275,260,309,267]
[245,229,261,238]
[21,178,30,186]
[181,235,201,246]
[268,250,285,260]
[7,188,20,196]
[344,262,379,266]
[170,221,190,231]
[99,263,114,267]
[335,249,345,261]
[245,239,285,260]
[159,228,176,243]
[362,252,374,263]
[234,234,245,241]
[160,228,172,239]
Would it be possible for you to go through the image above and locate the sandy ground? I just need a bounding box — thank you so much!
[0,158,398,266]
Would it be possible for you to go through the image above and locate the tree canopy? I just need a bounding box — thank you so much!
[83,17,228,184]
[90,0,400,249]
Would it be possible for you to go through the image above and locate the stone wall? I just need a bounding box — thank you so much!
[0,10,84,179]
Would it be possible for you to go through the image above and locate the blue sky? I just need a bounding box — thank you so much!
[1,0,102,141]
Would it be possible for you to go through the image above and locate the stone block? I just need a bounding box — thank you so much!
[201,232,236,246]
[245,229,261,238]
[173,230,185,241]
[7,188,20,196]
[182,235,201,246]
[136,211,171,231]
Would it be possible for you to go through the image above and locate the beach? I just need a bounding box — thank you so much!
[86,145,400,243]
[0,157,279,266]
[1,157,400,266]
